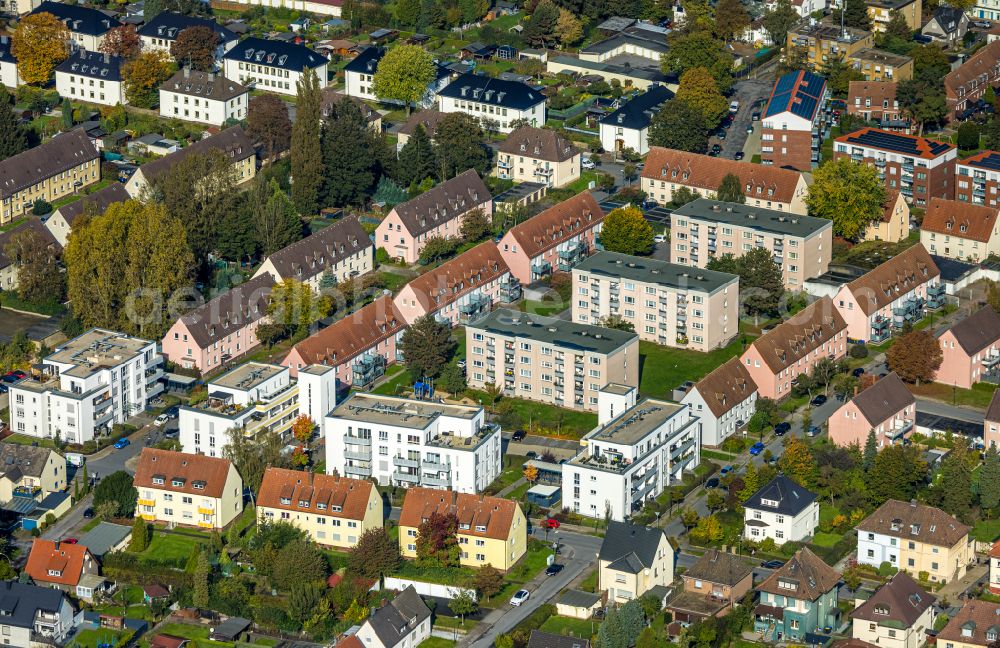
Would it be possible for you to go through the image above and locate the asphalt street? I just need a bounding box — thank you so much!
[465,527,603,647]
[716,79,772,160]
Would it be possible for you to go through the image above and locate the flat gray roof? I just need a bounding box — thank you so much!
[673,198,832,239]
[78,522,131,557]
[601,383,635,396]
[588,398,682,445]
[575,251,738,294]
[331,393,481,430]
[212,362,285,391]
[468,309,637,355]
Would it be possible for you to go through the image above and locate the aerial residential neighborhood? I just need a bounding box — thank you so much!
[11,0,1000,647]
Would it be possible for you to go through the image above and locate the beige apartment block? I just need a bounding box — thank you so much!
[572,251,739,351]
[466,308,639,411]
[133,448,244,530]
[671,199,833,289]
[495,125,581,188]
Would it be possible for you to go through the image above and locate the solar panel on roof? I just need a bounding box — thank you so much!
[774,72,797,95]
[968,152,1000,171]
[794,95,818,120]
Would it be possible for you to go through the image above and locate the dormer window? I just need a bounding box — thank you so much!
[777,579,796,590]
[475,524,487,532]
[332,505,343,512]
[172,478,185,488]
[761,497,779,507]
[910,523,920,535]
[317,502,326,510]
[192,481,206,490]
[48,569,62,577]
[299,499,310,507]
[280,497,292,505]
[152,476,164,485]
[874,605,889,615]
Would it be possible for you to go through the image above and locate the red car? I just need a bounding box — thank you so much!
[543,518,561,530]
[62,538,78,544]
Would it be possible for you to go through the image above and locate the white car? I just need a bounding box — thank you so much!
[654,234,667,243]
[510,589,530,606]
[581,157,596,170]
[153,414,169,427]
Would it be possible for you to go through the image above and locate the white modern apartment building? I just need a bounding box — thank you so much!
[325,392,502,494]
[437,72,547,133]
[562,385,700,521]
[179,362,336,457]
[671,199,834,289]
[8,329,163,445]
[743,475,820,545]
[222,37,328,97]
[159,68,249,126]
[466,308,640,412]
[572,251,739,351]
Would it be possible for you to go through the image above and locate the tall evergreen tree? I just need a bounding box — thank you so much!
[843,0,873,30]
[291,69,323,217]
[0,87,27,162]
[433,113,490,180]
[863,429,878,472]
[937,443,973,521]
[321,99,378,207]
[397,124,437,187]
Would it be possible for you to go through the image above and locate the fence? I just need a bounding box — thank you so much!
[379,577,478,600]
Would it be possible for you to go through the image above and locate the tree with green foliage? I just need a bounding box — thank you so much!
[707,248,784,319]
[597,599,645,648]
[762,0,800,49]
[395,0,421,25]
[225,426,288,497]
[0,87,26,162]
[397,124,437,187]
[523,0,560,47]
[779,437,817,487]
[600,206,654,255]
[863,429,878,471]
[121,50,172,108]
[321,98,379,207]
[648,99,709,153]
[268,278,331,337]
[449,590,478,625]
[671,186,700,207]
[739,461,761,502]
[400,315,456,381]
[663,30,732,92]
[437,363,468,395]
[472,564,505,602]
[868,444,927,505]
[714,0,750,41]
[460,208,491,242]
[882,10,912,41]
[957,120,981,151]
[291,69,324,216]
[93,470,137,518]
[820,57,865,97]
[193,549,211,608]
[806,158,887,241]
[250,178,302,256]
[288,581,325,624]
[347,527,400,584]
[675,67,729,129]
[981,445,1000,513]
[129,517,149,552]
[716,173,745,203]
[935,443,973,521]
[5,228,64,305]
[373,45,436,114]
[844,0,872,30]
[433,113,490,179]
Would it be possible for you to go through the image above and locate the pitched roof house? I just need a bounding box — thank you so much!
[398,487,527,570]
[668,549,753,622]
[393,241,515,325]
[850,571,935,648]
[922,6,969,44]
[641,147,810,215]
[396,110,448,148]
[374,170,492,264]
[45,183,129,247]
[743,475,819,545]
[936,306,1000,388]
[0,444,66,500]
[741,296,848,399]
[31,1,120,49]
[498,191,606,284]
[833,243,941,342]
[681,357,758,447]
[496,125,581,188]
[161,273,275,374]
[253,214,374,290]
[282,295,406,385]
[355,586,432,648]
[986,390,1000,449]
[920,197,1000,262]
[24,539,98,592]
[754,548,841,641]
[945,39,1000,120]
[829,372,915,449]
[0,218,59,294]
[527,631,591,648]
[935,599,1000,646]
[133,448,244,529]
[0,580,75,645]
[598,521,673,603]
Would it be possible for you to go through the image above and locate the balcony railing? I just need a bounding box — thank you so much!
[393,471,420,483]
[393,456,420,469]
[422,475,451,488]
[345,434,372,446]
[345,464,372,477]
[344,449,372,461]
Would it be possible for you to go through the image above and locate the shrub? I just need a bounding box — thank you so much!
[878,561,899,578]
[849,344,869,359]
[32,199,52,215]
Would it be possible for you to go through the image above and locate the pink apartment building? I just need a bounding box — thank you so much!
[935,306,1000,389]
[498,191,605,284]
[828,372,915,448]
[393,241,521,326]
[281,295,406,388]
[374,170,492,264]
[161,274,275,374]
[833,243,942,343]
[741,296,848,400]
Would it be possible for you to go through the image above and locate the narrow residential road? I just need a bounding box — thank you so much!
[463,528,602,648]
[916,398,986,422]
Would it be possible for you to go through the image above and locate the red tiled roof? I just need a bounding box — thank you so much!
[133,448,235,499]
[747,297,847,373]
[844,243,938,316]
[401,241,510,313]
[257,467,374,520]
[24,539,92,587]
[504,191,604,259]
[945,40,1000,101]
[286,296,404,366]
[641,147,803,203]
[921,197,1000,242]
[398,487,518,541]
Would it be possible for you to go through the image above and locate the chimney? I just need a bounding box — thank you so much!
[104,53,109,64]
[54,540,60,551]
[184,67,190,78]
[208,72,215,81]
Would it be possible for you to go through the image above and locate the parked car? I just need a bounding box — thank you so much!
[113,438,130,449]
[749,441,766,456]
[654,234,668,243]
[852,367,865,378]
[706,477,720,488]
[545,564,563,576]
[711,144,722,155]
[720,465,734,475]
[526,450,537,458]
[975,19,993,28]
[810,395,827,406]
[761,560,786,569]
[582,157,596,170]
[807,426,821,437]
[512,430,526,441]
[510,590,530,606]
[83,508,94,519]
[774,422,791,436]
[154,414,169,427]
[729,100,740,112]
[746,123,754,134]
[62,538,78,544]
[751,111,760,121]
[734,151,744,160]
[716,129,727,140]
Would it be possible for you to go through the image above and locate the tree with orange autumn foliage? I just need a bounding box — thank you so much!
[291,414,314,444]
[100,24,141,59]
[12,13,70,85]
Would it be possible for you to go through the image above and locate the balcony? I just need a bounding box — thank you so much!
[557,241,588,271]
[459,292,491,323]
[393,455,420,469]
[498,157,512,169]
[422,458,449,471]
[198,520,214,528]
[531,260,552,279]
[887,420,914,439]
[197,506,214,515]
[422,474,451,488]
[344,448,371,461]
[670,437,696,459]
[631,479,657,502]
[345,464,372,478]
[137,497,155,507]
[345,434,372,446]
[352,353,387,388]
[534,166,554,179]
[927,283,946,309]
[393,471,420,484]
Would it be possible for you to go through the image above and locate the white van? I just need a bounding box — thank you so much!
[729,100,740,113]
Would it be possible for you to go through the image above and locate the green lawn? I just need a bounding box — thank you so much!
[4,433,56,449]
[910,381,997,410]
[433,615,479,630]
[372,364,413,396]
[395,561,476,585]
[468,389,598,438]
[811,531,844,548]
[418,639,456,648]
[701,449,736,462]
[325,549,350,572]
[378,270,412,294]
[69,627,132,648]
[539,615,599,639]
[579,568,599,592]
[973,518,1000,542]
[134,531,205,568]
[143,623,238,648]
[638,336,751,399]
[508,480,531,501]
[0,217,27,233]
[565,171,601,194]
[484,455,529,495]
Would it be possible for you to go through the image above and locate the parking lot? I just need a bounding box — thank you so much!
[712,78,773,160]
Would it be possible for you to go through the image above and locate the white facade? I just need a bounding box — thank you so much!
[207,0,340,16]
[743,478,819,545]
[159,73,249,126]
[179,362,335,457]
[140,34,238,60]
[223,55,328,97]
[0,52,19,89]
[438,94,546,134]
[599,121,646,157]
[562,387,701,521]
[858,530,904,571]
[55,67,125,107]
[325,393,502,494]
[681,382,757,448]
[8,329,162,445]
[0,586,74,646]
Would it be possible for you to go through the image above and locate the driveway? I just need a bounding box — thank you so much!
[463,528,603,647]
[715,79,772,160]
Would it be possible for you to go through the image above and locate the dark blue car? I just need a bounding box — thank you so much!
[749,442,766,456]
